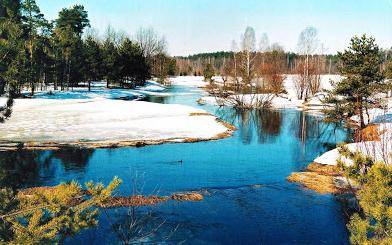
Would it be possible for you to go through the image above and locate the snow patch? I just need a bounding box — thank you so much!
[169,76,208,87]
[0,98,230,144]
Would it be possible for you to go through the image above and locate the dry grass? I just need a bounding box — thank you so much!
[189,112,212,116]
[287,172,339,194]
[216,118,237,131]
[359,124,382,141]
[306,162,342,176]
[196,98,206,105]
[170,193,203,201]
[288,163,351,194]
[102,195,170,207]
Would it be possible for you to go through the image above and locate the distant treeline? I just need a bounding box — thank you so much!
[175,50,391,76]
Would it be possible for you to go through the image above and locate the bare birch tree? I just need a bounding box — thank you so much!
[295,26,319,99]
[240,26,257,84]
[259,32,270,52]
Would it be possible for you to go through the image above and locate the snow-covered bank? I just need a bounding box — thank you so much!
[314,123,392,166]
[0,98,234,150]
[199,94,304,109]
[169,76,207,87]
[200,75,343,110]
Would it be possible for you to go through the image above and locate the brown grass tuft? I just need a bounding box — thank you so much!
[216,119,237,131]
[196,98,206,105]
[288,163,352,194]
[359,124,382,141]
[287,172,339,194]
[306,163,342,176]
[170,193,203,201]
[102,195,170,207]
[189,112,212,116]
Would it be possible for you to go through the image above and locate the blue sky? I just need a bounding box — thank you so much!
[36,0,392,56]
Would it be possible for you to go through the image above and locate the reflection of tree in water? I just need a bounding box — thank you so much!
[143,96,168,104]
[214,107,282,144]
[290,111,350,146]
[289,111,352,166]
[238,110,253,144]
[0,148,95,189]
[0,150,41,189]
[102,207,182,244]
[46,148,95,170]
[255,109,282,144]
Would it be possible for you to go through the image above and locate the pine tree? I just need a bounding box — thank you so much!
[20,0,47,95]
[54,5,90,90]
[0,0,21,119]
[203,63,214,82]
[83,35,102,91]
[337,146,392,244]
[118,38,150,88]
[323,35,386,129]
[0,178,122,243]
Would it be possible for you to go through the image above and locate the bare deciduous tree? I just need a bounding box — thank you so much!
[259,32,270,52]
[295,26,320,99]
[259,43,286,94]
[239,26,257,84]
[135,27,167,59]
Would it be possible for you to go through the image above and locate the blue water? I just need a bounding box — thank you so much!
[0,83,351,244]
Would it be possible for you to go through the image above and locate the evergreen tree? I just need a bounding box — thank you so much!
[54,5,90,90]
[83,35,102,91]
[0,178,122,243]
[102,37,119,88]
[118,38,150,87]
[33,22,53,91]
[203,63,214,82]
[338,145,392,244]
[0,0,20,121]
[20,0,47,95]
[323,35,386,129]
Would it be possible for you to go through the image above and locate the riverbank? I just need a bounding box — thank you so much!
[289,123,392,194]
[287,163,355,194]
[0,98,235,151]
[198,75,342,111]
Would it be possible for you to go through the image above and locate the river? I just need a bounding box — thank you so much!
[0,81,351,244]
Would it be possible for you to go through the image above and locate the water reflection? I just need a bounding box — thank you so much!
[214,108,283,145]
[215,108,348,147]
[143,96,168,104]
[0,150,41,188]
[0,148,95,188]
[45,148,94,171]
[255,109,282,143]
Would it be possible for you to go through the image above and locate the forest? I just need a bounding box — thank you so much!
[0,0,176,97]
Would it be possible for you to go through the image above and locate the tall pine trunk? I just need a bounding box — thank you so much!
[358,97,365,129]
